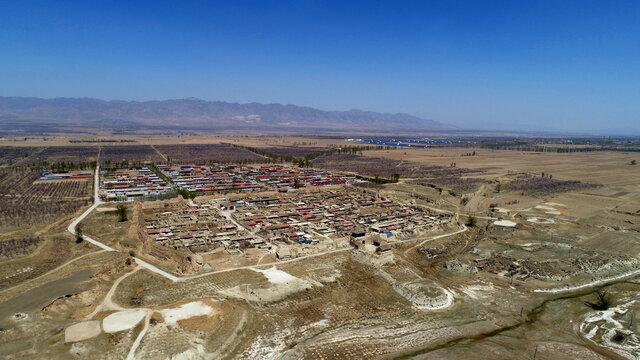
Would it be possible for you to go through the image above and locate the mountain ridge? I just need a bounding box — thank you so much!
[0,96,452,132]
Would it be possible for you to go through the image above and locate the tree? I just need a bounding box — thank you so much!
[584,289,610,310]
[293,177,301,189]
[177,188,190,199]
[466,216,477,227]
[75,224,84,243]
[632,160,637,165]
[390,173,400,183]
[116,204,129,222]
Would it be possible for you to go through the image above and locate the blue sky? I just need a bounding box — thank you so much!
[1,1,639,134]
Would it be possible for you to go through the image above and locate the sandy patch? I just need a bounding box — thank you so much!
[159,301,213,324]
[102,309,146,333]
[65,320,101,342]
[527,217,555,224]
[96,207,117,212]
[535,205,561,215]
[251,266,298,284]
[459,284,495,300]
[494,220,517,227]
[544,202,566,207]
[394,280,453,310]
[222,268,312,302]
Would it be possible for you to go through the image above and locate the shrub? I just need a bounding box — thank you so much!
[116,204,129,222]
[584,289,611,311]
[75,224,83,243]
[466,216,478,227]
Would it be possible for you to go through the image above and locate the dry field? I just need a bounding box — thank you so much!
[80,204,142,250]
[313,153,478,179]
[2,137,640,359]
[0,146,41,165]
[100,145,164,164]
[0,145,99,167]
[255,146,328,158]
[0,171,92,232]
[0,134,352,149]
[155,143,267,163]
[362,147,640,186]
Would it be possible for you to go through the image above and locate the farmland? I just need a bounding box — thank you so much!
[0,146,41,166]
[256,146,328,158]
[312,153,479,179]
[101,145,164,165]
[1,136,640,359]
[0,146,99,168]
[32,146,100,165]
[502,174,601,195]
[0,171,91,232]
[155,144,267,163]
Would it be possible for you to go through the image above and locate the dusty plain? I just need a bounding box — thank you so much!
[1,135,639,359]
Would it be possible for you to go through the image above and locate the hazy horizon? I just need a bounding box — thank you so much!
[1,1,639,134]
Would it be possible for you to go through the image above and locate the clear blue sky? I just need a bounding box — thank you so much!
[1,1,638,134]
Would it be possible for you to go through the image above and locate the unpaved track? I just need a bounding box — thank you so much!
[534,267,640,294]
[150,145,167,162]
[67,166,180,282]
[70,165,629,297]
[403,224,468,257]
[2,249,106,294]
[85,266,142,319]
[125,310,152,360]
[66,166,475,283]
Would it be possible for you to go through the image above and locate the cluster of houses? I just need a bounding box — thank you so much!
[99,163,362,202]
[157,164,360,194]
[39,171,93,180]
[225,189,449,251]
[157,164,265,193]
[234,165,359,188]
[99,167,173,201]
[144,204,264,252]
[142,187,450,262]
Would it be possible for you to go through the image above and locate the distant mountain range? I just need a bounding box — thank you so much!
[0,96,451,133]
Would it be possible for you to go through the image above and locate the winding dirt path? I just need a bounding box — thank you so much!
[85,266,142,320]
[2,249,106,294]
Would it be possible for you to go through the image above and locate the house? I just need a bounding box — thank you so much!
[376,241,391,253]
[276,247,293,259]
[351,228,366,238]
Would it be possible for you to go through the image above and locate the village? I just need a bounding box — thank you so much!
[99,166,173,201]
[141,186,452,265]
[157,163,360,193]
[97,163,362,201]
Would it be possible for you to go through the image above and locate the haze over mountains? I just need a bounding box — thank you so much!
[0,97,451,133]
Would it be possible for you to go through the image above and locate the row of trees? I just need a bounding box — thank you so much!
[229,143,397,168]
[356,173,401,184]
[17,160,98,172]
